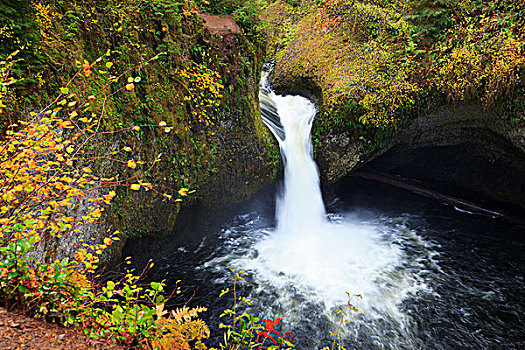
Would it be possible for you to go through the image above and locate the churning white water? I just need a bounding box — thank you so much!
[255,71,427,310]
[203,69,438,348]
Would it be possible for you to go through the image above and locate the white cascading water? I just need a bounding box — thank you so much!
[204,68,437,348]
[256,70,409,310]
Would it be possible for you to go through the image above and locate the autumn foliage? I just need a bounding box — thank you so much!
[0,50,214,348]
[267,0,524,128]
[216,270,295,350]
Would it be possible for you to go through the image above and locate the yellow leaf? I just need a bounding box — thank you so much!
[125,83,134,91]
[130,184,140,191]
[59,120,72,128]
[133,126,140,131]
[178,188,189,196]
[159,121,167,127]
[124,146,132,152]
[66,146,74,153]
[127,160,137,169]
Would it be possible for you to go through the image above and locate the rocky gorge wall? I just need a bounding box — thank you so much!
[360,105,525,215]
[1,0,279,261]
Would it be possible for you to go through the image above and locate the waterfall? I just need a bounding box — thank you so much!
[255,69,410,310]
[203,69,437,348]
[260,70,326,236]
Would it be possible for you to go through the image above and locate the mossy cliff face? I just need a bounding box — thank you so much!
[1,0,278,260]
[264,0,525,211]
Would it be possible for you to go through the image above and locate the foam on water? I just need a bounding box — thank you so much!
[240,218,403,308]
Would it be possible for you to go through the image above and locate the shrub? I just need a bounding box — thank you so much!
[0,51,208,348]
[216,270,295,350]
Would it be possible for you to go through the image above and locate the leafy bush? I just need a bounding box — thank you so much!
[216,270,295,350]
[0,51,208,348]
[265,0,524,159]
[0,1,42,79]
[0,234,210,348]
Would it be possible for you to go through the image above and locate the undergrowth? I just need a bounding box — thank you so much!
[0,51,208,349]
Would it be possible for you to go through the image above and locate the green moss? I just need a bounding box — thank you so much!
[264,0,524,181]
[2,0,278,241]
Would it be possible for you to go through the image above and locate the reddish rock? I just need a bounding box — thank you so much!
[199,13,241,35]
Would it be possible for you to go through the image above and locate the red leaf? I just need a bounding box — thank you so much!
[263,318,281,338]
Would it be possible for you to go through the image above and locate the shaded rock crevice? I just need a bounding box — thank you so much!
[358,105,525,215]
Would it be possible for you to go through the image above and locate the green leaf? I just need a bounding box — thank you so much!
[112,306,124,322]
[60,87,69,94]
[150,281,163,291]
[17,238,31,252]
[55,273,66,283]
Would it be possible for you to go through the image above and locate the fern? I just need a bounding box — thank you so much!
[405,0,457,39]
[149,305,210,350]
